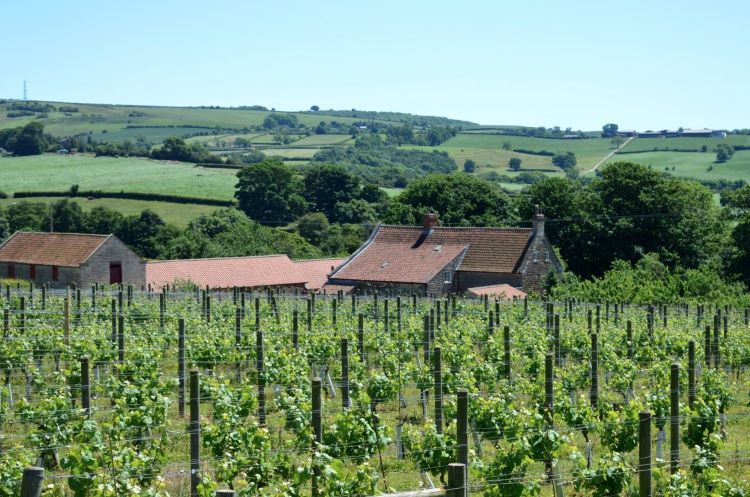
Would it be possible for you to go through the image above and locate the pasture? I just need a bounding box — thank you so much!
[0,196,221,227]
[604,149,750,181]
[442,134,618,170]
[0,154,237,200]
[618,135,750,153]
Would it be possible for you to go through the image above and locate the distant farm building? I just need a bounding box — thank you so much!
[326,210,562,295]
[681,128,714,138]
[145,255,344,291]
[0,232,145,288]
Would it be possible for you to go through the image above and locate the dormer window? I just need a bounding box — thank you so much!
[433,245,443,252]
[380,262,388,269]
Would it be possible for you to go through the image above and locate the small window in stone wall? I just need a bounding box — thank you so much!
[545,250,550,263]
[443,269,453,284]
[532,250,539,264]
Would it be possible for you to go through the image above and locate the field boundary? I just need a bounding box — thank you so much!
[13,190,235,207]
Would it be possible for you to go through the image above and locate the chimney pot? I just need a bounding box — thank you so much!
[422,213,439,229]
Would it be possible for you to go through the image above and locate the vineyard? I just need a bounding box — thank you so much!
[1,284,750,497]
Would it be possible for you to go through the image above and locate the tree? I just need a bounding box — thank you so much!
[508,157,522,171]
[7,201,49,232]
[333,199,377,224]
[715,144,734,163]
[296,212,330,245]
[393,173,516,227]
[359,184,388,204]
[501,142,511,151]
[463,159,476,173]
[303,164,361,221]
[116,210,169,258]
[552,152,577,170]
[601,123,619,137]
[235,158,307,224]
[84,206,125,234]
[310,105,320,111]
[6,122,47,156]
[50,200,84,232]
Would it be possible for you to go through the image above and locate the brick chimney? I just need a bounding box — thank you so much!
[422,212,439,230]
[532,205,545,235]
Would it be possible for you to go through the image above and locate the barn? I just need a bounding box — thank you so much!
[0,232,145,288]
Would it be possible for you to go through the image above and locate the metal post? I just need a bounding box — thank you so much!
[190,370,200,497]
[670,364,679,474]
[434,347,443,434]
[257,329,265,425]
[639,411,652,497]
[503,325,511,382]
[178,318,186,418]
[312,377,322,497]
[688,340,696,409]
[81,356,90,417]
[456,389,468,490]
[590,333,599,409]
[341,338,350,409]
[20,467,44,497]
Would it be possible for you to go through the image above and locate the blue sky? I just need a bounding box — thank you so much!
[1,0,747,130]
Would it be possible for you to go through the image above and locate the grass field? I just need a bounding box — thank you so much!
[604,150,750,181]
[442,134,617,170]
[186,133,265,147]
[0,196,221,227]
[290,134,353,146]
[87,126,216,144]
[262,148,320,159]
[618,135,750,152]
[0,154,237,200]
[408,145,559,173]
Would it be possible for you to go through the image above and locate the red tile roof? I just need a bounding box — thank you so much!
[0,232,111,267]
[293,258,346,290]
[146,255,308,289]
[330,225,533,284]
[467,284,527,300]
[320,283,356,295]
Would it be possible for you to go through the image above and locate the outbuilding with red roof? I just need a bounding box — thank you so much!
[327,208,561,295]
[0,231,145,288]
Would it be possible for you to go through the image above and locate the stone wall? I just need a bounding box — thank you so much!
[1,262,81,289]
[517,231,562,294]
[80,237,145,287]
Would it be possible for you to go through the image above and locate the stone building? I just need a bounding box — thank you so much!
[326,208,562,295]
[0,232,145,288]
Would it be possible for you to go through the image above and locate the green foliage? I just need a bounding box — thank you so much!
[483,441,539,497]
[323,409,389,463]
[303,164,360,222]
[151,136,219,163]
[0,122,48,156]
[385,173,515,226]
[551,151,577,169]
[574,451,632,497]
[463,159,476,173]
[508,157,522,171]
[235,158,306,225]
[402,422,456,482]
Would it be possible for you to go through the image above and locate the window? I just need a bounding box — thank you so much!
[545,250,551,263]
[29,265,36,279]
[7,264,14,279]
[52,266,59,281]
[443,269,453,284]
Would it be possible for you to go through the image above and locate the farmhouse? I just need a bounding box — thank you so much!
[0,232,145,288]
[326,209,562,295]
[145,255,344,291]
